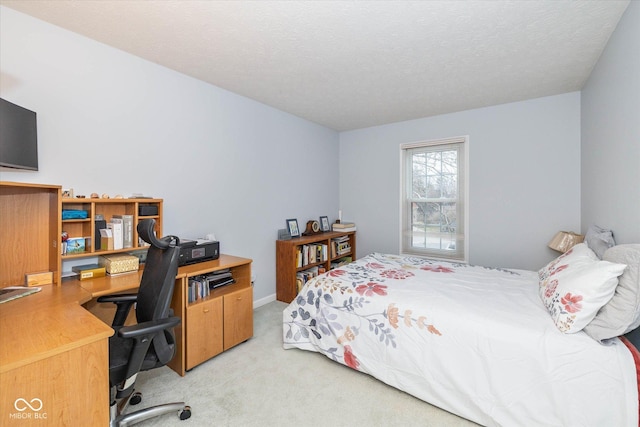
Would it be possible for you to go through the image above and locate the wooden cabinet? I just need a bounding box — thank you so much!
[276,231,356,303]
[0,182,61,287]
[223,286,253,351]
[169,255,253,375]
[61,197,162,261]
[185,297,223,369]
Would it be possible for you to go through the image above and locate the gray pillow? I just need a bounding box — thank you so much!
[583,244,640,343]
[584,225,616,259]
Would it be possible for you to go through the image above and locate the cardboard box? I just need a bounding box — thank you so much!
[100,229,114,251]
[99,254,139,275]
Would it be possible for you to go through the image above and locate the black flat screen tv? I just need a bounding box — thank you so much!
[0,98,38,171]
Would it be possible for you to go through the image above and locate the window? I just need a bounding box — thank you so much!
[401,136,467,261]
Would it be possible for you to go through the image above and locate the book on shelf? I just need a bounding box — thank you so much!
[333,226,356,232]
[330,256,353,269]
[296,243,329,268]
[112,214,134,248]
[332,222,355,229]
[188,271,237,302]
[330,235,351,258]
[296,266,322,292]
[108,219,124,250]
[209,277,236,289]
[205,270,235,289]
[188,276,209,303]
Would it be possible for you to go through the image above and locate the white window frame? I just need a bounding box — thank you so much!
[399,136,469,262]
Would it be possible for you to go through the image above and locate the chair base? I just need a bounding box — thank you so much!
[110,390,191,427]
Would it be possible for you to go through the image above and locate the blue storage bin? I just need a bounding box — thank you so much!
[62,210,88,220]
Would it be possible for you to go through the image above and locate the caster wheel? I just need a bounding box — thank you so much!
[129,393,142,406]
[179,406,192,420]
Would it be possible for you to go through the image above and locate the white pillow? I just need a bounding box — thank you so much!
[538,243,626,333]
[583,244,640,342]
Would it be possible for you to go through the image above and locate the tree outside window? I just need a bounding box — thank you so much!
[401,138,466,261]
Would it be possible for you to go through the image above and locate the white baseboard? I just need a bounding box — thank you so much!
[253,293,276,309]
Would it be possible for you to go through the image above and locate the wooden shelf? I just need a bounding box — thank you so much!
[276,230,356,303]
[0,181,62,287]
[61,197,163,260]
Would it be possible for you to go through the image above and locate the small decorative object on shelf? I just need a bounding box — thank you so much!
[66,237,86,254]
[319,216,330,232]
[277,229,291,240]
[302,220,321,236]
[286,218,300,237]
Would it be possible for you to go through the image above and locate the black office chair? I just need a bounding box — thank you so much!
[98,219,191,426]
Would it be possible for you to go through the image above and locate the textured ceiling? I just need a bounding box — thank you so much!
[0,0,630,131]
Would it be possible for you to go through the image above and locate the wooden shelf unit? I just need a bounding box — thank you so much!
[61,197,163,260]
[168,255,253,375]
[0,182,62,287]
[276,231,356,303]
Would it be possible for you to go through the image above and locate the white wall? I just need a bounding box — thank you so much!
[0,7,340,303]
[581,1,640,244]
[339,93,581,270]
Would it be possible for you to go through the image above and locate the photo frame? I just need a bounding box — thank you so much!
[286,218,300,237]
[319,216,330,232]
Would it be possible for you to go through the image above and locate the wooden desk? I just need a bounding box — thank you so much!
[78,270,144,326]
[0,284,113,426]
[77,270,143,298]
[76,255,254,376]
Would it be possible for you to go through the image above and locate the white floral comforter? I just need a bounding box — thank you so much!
[282,253,638,427]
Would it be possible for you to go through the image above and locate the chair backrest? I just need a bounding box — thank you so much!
[136,219,181,363]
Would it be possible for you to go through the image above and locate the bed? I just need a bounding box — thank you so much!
[283,244,640,426]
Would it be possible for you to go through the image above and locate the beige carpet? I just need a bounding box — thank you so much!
[133,301,478,426]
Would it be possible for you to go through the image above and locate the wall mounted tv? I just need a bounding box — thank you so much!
[0,98,39,171]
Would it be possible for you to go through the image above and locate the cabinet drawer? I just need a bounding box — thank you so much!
[186,297,223,370]
[223,286,253,351]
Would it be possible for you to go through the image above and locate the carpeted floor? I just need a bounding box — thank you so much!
[132,301,478,426]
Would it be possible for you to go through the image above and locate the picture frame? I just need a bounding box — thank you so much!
[286,218,300,237]
[319,216,330,232]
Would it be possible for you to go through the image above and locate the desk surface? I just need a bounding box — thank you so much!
[77,270,144,297]
[0,254,252,375]
[0,284,113,374]
[75,254,252,296]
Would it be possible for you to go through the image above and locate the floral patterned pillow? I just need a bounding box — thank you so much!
[538,243,626,333]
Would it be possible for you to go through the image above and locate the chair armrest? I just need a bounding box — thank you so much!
[97,293,138,328]
[117,316,181,339]
[117,316,182,384]
[97,293,138,303]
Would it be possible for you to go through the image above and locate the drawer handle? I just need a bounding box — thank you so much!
[203,308,210,313]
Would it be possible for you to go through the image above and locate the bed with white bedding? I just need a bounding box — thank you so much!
[283,248,640,426]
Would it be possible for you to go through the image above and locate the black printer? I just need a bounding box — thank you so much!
[178,239,220,266]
